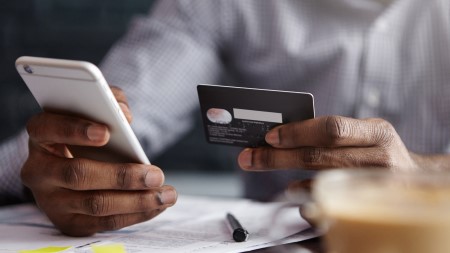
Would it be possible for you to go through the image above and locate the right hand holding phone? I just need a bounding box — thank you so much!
[20,87,177,236]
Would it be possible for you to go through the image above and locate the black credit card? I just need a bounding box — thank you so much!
[197,84,315,147]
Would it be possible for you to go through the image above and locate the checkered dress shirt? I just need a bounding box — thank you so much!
[2,0,450,202]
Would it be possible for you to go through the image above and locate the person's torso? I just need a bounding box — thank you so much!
[220,0,450,154]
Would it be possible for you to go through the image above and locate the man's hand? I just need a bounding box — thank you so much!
[238,116,420,172]
[21,87,177,236]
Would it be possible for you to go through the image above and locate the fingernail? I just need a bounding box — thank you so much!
[265,129,280,146]
[87,125,107,142]
[238,148,253,169]
[158,189,177,205]
[145,171,163,187]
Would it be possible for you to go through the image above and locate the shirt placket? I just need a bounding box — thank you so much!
[355,9,398,121]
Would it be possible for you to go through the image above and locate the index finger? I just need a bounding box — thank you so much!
[265,116,396,148]
[27,112,110,146]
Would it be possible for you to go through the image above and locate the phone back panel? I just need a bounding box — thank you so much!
[16,56,150,164]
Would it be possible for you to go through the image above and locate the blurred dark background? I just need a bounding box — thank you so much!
[1,0,154,140]
[0,0,238,177]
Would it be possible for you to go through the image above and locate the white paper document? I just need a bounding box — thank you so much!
[0,195,313,253]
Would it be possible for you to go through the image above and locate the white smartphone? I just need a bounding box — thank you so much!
[16,56,150,164]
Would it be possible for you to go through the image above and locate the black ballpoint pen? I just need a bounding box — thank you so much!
[226,212,249,242]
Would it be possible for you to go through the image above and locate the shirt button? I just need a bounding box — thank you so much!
[366,88,381,108]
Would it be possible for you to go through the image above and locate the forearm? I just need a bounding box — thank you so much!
[410,152,450,172]
[100,0,224,157]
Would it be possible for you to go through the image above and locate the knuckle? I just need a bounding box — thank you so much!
[300,148,323,167]
[83,192,110,216]
[373,119,396,145]
[115,165,133,189]
[56,116,78,139]
[256,149,276,168]
[324,116,349,145]
[61,122,76,139]
[62,159,87,189]
[137,192,151,208]
[99,215,122,231]
[59,116,88,139]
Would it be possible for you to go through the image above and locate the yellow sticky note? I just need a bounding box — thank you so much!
[91,244,126,253]
[20,246,71,253]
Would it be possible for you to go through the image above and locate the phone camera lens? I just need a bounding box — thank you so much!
[23,65,33,74]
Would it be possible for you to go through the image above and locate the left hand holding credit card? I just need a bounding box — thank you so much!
[238,115,418,172]
[197,84,419,175]
[197,84,315,148]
